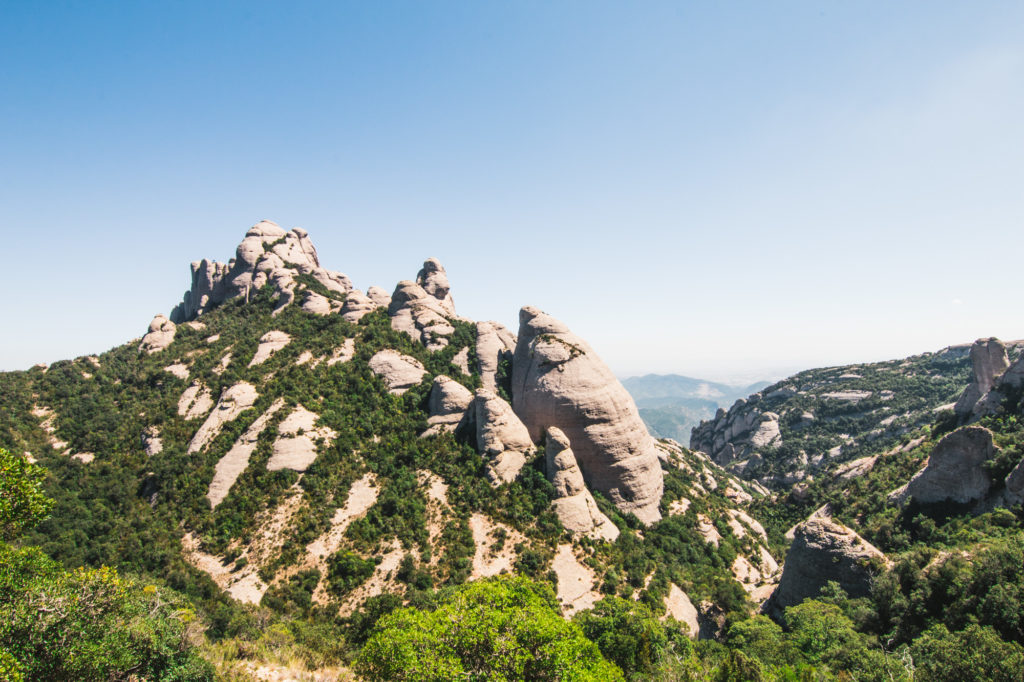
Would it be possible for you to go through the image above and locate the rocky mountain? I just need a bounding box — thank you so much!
[688,343,1023,491]
[1,221,784,678]
[5,222,1024,680]
[623,374,770,443]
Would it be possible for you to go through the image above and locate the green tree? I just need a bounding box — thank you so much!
[355,576,624,681]
[0,448,52,540]
[574,596,685,678]
[909,624,1024,682]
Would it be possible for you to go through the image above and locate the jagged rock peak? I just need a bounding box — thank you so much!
[769,518,887,615]
[170,220,352,323]
[511,306,664,524]
[388,259,458,350]
[955,338,1010,420]
[416,258,456,317]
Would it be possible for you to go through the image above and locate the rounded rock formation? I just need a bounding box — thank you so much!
[511,307,663,524]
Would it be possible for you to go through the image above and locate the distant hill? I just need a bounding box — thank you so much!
[622,374,770,443]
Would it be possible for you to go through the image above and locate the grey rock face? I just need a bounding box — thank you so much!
[139,315,177,354]
[771,518,886,612]
[954,338,1010,420]
[388,262,457,351]
[465,389,534,485]
[690,397,781,467]
[511,307,663,524]
[170,221,352,322]
[340,289,381,323]
[902,426,997,505]
[368,350,427,394]
[545,428,619,541]
[423,376,474,435]
[475,321,516,393]
[1004,457,1024,507]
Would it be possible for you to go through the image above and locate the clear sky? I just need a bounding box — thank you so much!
[3,2,1024,383]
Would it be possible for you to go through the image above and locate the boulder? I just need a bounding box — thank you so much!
[366,286,392,308]
[954,338,1010,420]
[340,289,381,323]
[770,518,887,613]
[139,315,176,354]
[416,258,456,317]
[368,350,427,394]
[511,307,663,524]
[900,426,997,505]
[545,428,619,541]
[466,389,534,485]
[422,376,474,436]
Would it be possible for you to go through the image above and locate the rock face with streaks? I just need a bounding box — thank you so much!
[389,280,456,351]
[464,389,534,485]
[898,426,998,505]
[771,518,887,613]
[368,350,427,394]
[139,315,176,354]
[170,221,352,322]
[511,307,663,524]
[475,321,516,393]
[422,376,474,436]
[545,428,619,541]
[690,398,782,468]
[955,338,1011,420]
[187,382,259,454]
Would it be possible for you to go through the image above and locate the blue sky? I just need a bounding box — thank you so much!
[3,2,1024,382]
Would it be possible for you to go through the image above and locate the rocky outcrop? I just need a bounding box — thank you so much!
[422,376,474,436]
[187,382,259,453]
[416,258,456,317]
[895,426,997,505]
[208,399,286,507]
[170,221,352,322]
[511,307,663,524]
[266,406,337,472]
[475,321,516,393]
[139,315,176,354]
[465,389,534,485]
[1004,457,1024,507]
[340,289,382,323]
[389,278,456,351]
[248,331,292,367]
[955,338,1010,420]
[770,518,887,613]
[368,350,427,394]
[366,286,392,308]
[690,396,781,467]
[545,428,619,541]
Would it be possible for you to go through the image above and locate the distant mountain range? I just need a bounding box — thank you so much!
[622,374,771,444]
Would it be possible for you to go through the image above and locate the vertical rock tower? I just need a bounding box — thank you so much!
[511,306,664,524]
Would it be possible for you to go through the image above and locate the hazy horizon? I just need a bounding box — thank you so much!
[4,2,1024,380]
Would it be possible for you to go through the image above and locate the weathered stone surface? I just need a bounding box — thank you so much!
[1004,457,1024,507]
[389,278,456,351]
[545,428,619,541]
[366,286,392,308]
[266,406,337,472]
[771,518,887,612]
[416,257,456,316]
[249,331,292,367]
[170,221,352,322]
[422,376,474,436]
[301,291,341,316]
[178,382,214,420]
[690,399,782,467]
[900,426,997,505]
[476,321,516,393]
[139,315,176,354]
[142,426,163,456]
[187,382,259,453]
[451,347,471,376]
[664,584,700,637]
[164,363,189,380]
[511,307,663,524]
[368,350,427,394]
[340,289,380,323]
[208,399,286,507]
[955,338,1010,420]
[465,389,533,485]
